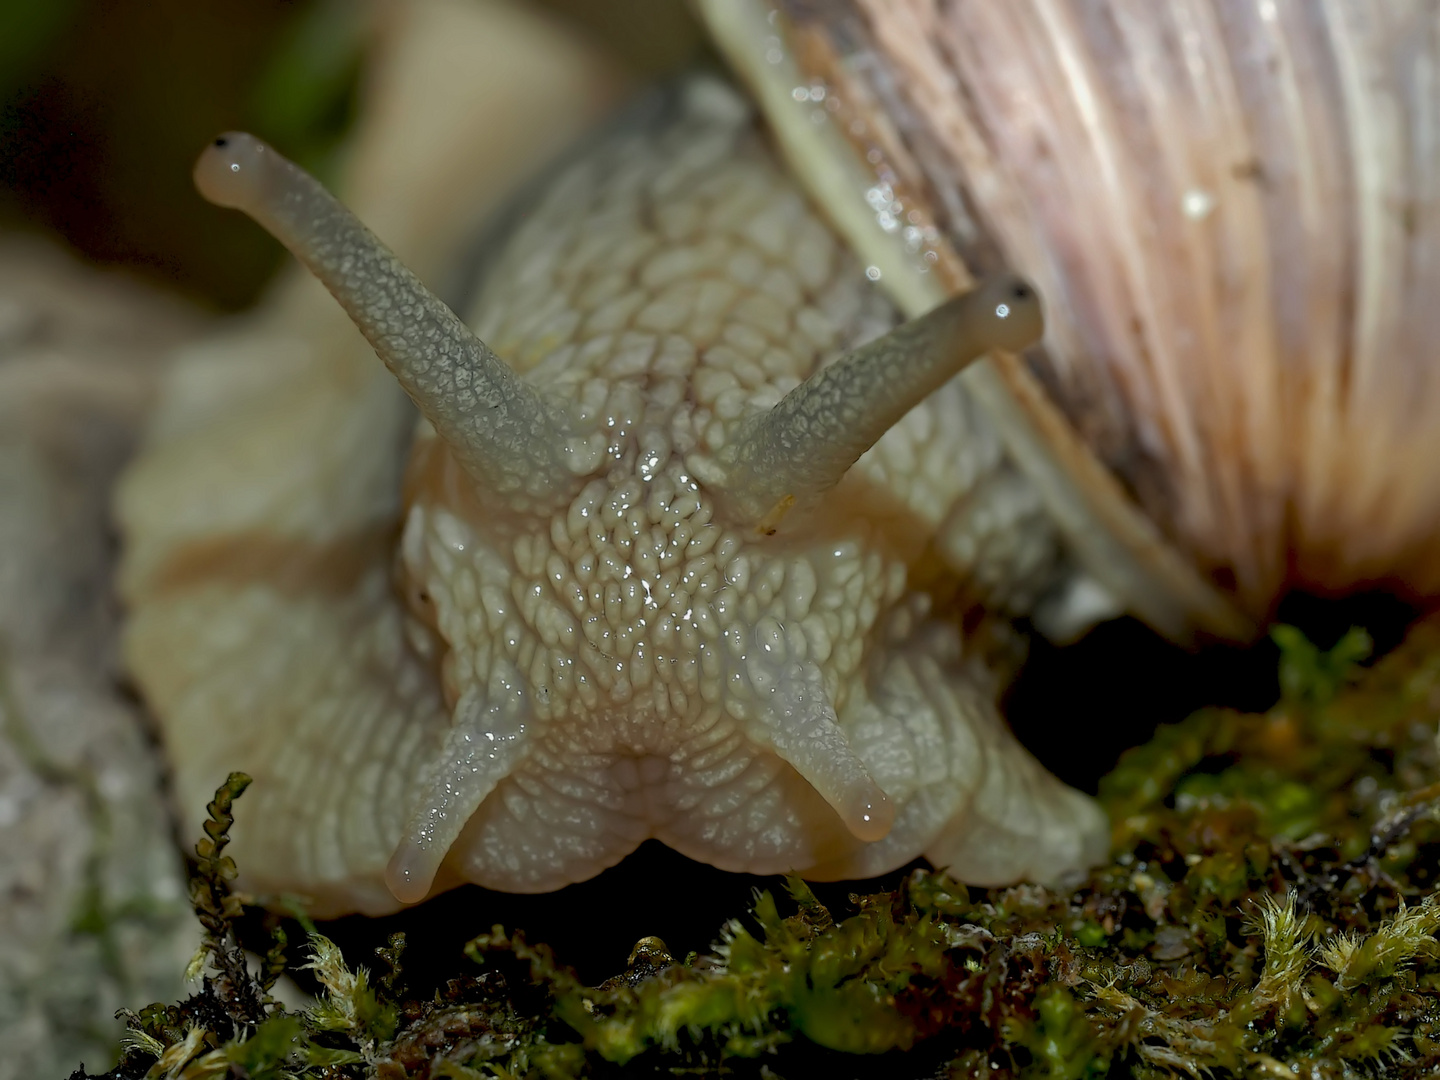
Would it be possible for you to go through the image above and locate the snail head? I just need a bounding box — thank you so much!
[194,131,1051,905]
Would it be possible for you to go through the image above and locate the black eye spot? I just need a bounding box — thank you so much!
[1011,283,1032,301]
[214,136,228,147]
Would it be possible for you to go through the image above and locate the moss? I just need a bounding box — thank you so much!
[69,616,1440,1079]
[1018,986,1109,1079]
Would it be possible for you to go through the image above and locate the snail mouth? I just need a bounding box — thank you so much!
[377,631,901,906]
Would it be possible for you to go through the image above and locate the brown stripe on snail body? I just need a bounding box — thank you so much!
[116,2,1436,917]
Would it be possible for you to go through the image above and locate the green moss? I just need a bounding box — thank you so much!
[1018,987,1109,1080]
[70,618,1440,1079]
[1272,622,1372,708]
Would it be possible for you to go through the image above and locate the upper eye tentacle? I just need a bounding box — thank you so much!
[717,276,1043,529]
[194,131,581,504]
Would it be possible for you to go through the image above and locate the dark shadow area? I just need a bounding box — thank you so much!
[1005,589,1420,794]
[274,845,925,995]
[0,0,706,310]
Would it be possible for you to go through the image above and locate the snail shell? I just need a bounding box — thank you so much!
[705,0,1440,624]
[117,0,1436,916]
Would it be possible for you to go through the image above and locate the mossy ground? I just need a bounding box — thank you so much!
[71,617,1440,1079]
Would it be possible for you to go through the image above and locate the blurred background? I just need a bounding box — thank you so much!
[0,0,706,308]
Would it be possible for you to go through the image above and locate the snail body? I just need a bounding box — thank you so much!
[118,0,1440,916]
[120,81,1104,915]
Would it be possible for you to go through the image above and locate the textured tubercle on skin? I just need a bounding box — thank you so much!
[193,132,576,502]
[720,275,1043,526]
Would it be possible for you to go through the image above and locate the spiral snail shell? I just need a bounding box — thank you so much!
[116,0,1439,917]
[707,0,1440,624]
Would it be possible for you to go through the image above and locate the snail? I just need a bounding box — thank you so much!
[115,0,1438,917]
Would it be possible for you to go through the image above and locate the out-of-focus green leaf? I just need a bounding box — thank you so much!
[0,0,82,99]
[246,0,367,181]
